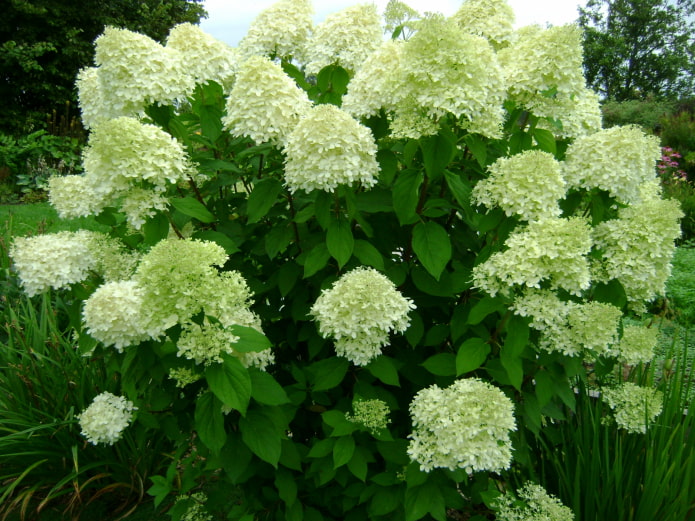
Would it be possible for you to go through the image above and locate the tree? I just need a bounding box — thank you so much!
[578,0,695,100]
[0,0,206,134]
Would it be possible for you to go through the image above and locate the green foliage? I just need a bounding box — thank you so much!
[666,245,695,323]
[601,98,676,131]
[0,0,206,134]
[578,0,695,101]
[660,108,695,178]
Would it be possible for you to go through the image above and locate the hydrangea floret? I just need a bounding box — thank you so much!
[78,392,136,445]
[496,482,574,521]
[408,378,517,473]
[452,0,516,50]
[345,399,391,434]
[602,382,663,434]
[617,324,659,365]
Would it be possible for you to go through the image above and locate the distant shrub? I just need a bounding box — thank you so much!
[601,98,676,131]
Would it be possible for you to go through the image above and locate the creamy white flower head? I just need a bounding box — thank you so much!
[310,267,415,366]
[408,378,516,473]
[499,24,585,111]
[603,383,663,434]
[472,217,592,297]
[395,16,506,138]
[472,150,566,222]
[10,231,99,296]
[532,87,603,140]
[618,324,658,365]
[342,40,403,119]
[166,23,239,90]
[223,56,312,147]
[83,280,150,350]
[496,482,574,521]
[563,125,662,204]
[76,67,111,129]
[119,187,169,230]
[304,4,383,74]
[452,0,516,50]
[78,391,136,445]
[593,185,683,308]
[284,104,380,193]
[346,399,391,433]
[94,26,194,117]
[238,0,313,61]
[48,174,107,219]
[82,117,192,198]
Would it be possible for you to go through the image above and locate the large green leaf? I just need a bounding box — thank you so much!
[405,481,445,521]
[170,196,216,223]
[250,368,290,406]
[412,221,451,280]
[205,354,251,415]
[366,355,400,386]
[333,435,355,468]
[247,178,283,223]
[229,325,272,353]
[303,243,331,278]
[239,407,284,467]
[309,357,349,391]
[421,353,457,376]
[393,170,424,225]
[420,133,454,181]
[456,337,491,375]
[326,216,354,268]
[194,391,227,454]
[353,240,385,271]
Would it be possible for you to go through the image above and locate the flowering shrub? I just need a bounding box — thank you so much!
[8,0,684,518]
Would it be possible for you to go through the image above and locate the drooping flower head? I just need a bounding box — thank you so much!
[563,125,662,204]
[238,0,313,61]
[452,0,516,50]
[166,23,239,90]
[94,26,194,117]
[603,382,663,434]
[395,16,506,138]
[223,56,312,147]
[78,392,136,445]
[310,267,415,365]
[472,150,566,222]
[304,4,383,74]
[408,378,516,473]
[283,104,380,193]
[496,482,574,521]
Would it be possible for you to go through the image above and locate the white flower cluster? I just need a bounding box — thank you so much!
[238,0,313,61]
[472,150,566,222]
[303,4,383,74]
[534,87,603,140]
[47,174,106,219]
[408,378,516,473]
[602,382,663,434]
[473,217,592,297]
[617,324,658,365]
[223,56,312,147]
[452,0,516,50]
[513,290,621,357]
[78,392,136,445]
[496,482,574,521]
[563,126,662,204]
[310,267,415,366]
[283,104,380,193]
[345,399,391,433]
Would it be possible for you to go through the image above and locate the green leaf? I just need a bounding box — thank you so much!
[347,448,368,481]
[500,347,523,390]
[456,337,491,375]
[170,196,216,223]
[366,356,400,386]
[504,315,529,357]
[421,133,454,181]
[278,262,301,297]
[444,170,473,211]
[303,243,331,278]
[534,370,554,408]
[405,482,445,521]
[464,134,487,168]
[322,410,358,437]
[353,240,385,271]
[333,436,356,468]
[265,224,294,259]
[239,408,284,467]
[533,128,556,155]
[369,488,401,516]
[421,353,456,376]
[393,170,423,225]
[148,475,172,508]
[467,297,506,325]
[592,279,627,309]
[195,391,227,454]
[193,230,239,255]
[327,216,354,268]
[198,103,223,142]
[143,212,169,245]
[275,468,298,506]
[205,354,252,415]
[250,369,290,406]
[412,221,451,280]
[229,325,272,353]
[247,178,283,223]
[309,357,349,391]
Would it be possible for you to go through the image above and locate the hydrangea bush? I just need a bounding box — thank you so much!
[9,0,683,518]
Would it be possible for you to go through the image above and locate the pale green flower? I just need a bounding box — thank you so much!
[408,378,516,473]
[48,174,107,219]
[603,382,663,434]
[346,399,391,433]
[311,267,415,366]
[563,125,662,204]
[169,367,202,388]
[532,87,603,140]
[618,324,658,365]
[472,217,592,297]
[383,0,420,38]
[472,150,566,222]
[238,0,313,61]
[78,392,136,445]
[82,280,149,350]
[283,104,380,193]
[76,67,110,129]
[94,26,194,117]
[166,23,239,90]
[176,492,213,521]
[452,0,516,50]
[395,16,506,139]
[119,187,169,230]
[223,56,312,147]
[496,482,574,521]
[304,4,383,74]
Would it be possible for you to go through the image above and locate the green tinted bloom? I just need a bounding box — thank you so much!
[603,383,663,434]
[78,392,136,445]
[346,399,391,433]
[618,324,658,365]
[496,482,574,521]
[452,0,515,50]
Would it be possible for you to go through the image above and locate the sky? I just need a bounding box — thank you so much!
[199,0,586,47]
